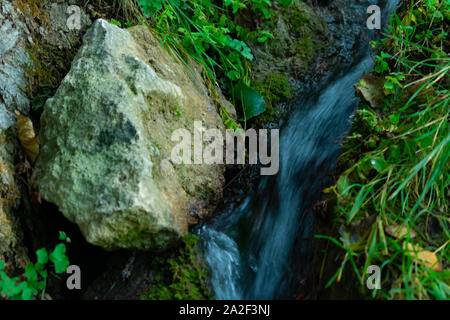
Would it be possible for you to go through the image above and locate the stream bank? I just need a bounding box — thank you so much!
[307,0,449,300]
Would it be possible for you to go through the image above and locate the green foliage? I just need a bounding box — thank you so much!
[253,73,292,122]
[0,232,71,300]
[320,0,449,300]
[233,79,266,121]
[138,0,251,82]
[135,0,292,123]
[276,0,292,8]
[141,234,212,300]
[109,18,122,27]
[255,30,275,43]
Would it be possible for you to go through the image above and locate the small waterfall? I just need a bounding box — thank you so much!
[200,0,398,300]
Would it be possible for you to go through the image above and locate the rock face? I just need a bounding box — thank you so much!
[0,1,33,116]
[0,0,32,268]
[245,0,373,125]
[33,20,227,251]
[1,0,92,268]
[248,0,330,86]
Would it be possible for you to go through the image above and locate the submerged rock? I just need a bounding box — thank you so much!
[33,19,227,251]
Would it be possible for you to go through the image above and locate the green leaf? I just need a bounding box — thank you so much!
[369,156,387,172]
[49,243,69,274]
[347,186,367,223]
[38,269,48,279]
[24,263,38,282]
[59,231,71,243]
[233,80,266,121]
[21,287,33,300]
[276,0,293,8]
[36,248,48,265]
[384,80,395,94]
[226,70,240,81]
[109,19,122,27]
[357,157,372,180]
[337,175,351,195]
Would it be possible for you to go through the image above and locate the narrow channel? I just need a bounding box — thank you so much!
[199,0,397,300]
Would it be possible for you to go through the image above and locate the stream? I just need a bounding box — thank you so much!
[199,0,397,300]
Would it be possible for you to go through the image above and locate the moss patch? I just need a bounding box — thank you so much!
[253,73,292,123]
[283,0,328,62]
[13,0,86,112]
[248,0,330,125]
[141,234,213,300]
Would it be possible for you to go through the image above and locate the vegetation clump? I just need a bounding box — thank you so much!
[133,0,306,125]
[317,0,449,300]
[282,0,327,61]
[0,232,70,300]
[141,234,213,300]
[253,73,292,122]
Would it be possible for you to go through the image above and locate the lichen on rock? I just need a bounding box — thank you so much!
[0,0,33,270]
[33,19,229,251]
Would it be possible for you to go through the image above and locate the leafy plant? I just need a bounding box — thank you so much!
[0,232,71,300]
[319,0,449,300]
[109,18,122,27]
[141,234,212,300]
[233,79,266,121]
[134,0,293,123]
[256,30,275,43]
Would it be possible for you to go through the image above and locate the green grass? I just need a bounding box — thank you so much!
[318,0,449,300]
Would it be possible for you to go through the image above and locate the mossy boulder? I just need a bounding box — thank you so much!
[252,73,292,123]
[250,0,329,80]
[33,20,229,251]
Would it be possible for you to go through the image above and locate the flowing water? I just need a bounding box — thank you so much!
[199,1,397,300]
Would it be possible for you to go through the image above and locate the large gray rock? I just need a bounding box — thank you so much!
[33,20,228,251]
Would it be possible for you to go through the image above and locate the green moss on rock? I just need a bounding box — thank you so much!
[294,36,314,60]
[249,0,330,124]
[141,234,213,300]
[14,0,91,108]
[283,0,328,62]
[253,73,292,123]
